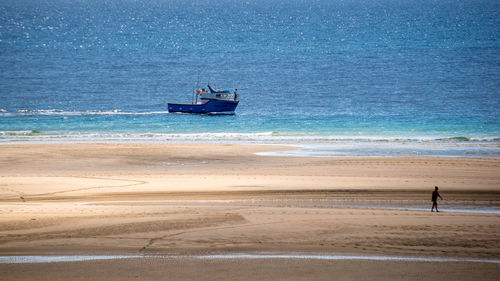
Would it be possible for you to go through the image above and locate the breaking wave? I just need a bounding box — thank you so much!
[0,130,43,136]
[0,131,498,144]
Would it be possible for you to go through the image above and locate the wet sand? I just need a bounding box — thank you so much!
[0,143,499,280]
[2,257,500,281]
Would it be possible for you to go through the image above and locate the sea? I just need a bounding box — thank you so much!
[1,0,499,157]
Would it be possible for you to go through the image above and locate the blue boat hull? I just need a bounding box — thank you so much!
[168,99,239,114]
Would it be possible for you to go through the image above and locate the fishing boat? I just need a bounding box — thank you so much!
[168,84,239,114]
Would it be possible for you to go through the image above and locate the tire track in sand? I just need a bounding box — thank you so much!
[0,184,26,201]
[139,218,287,252]
[3,176,147,199]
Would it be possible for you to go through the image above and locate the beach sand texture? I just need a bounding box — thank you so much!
[1,143,499,280]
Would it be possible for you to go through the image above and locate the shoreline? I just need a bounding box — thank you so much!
[1,139,498,158]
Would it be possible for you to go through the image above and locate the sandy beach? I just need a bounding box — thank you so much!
[1,143,499,280]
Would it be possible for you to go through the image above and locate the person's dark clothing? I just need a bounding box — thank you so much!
[432,190,440,202]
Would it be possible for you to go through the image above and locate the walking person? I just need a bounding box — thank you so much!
[431,186,443,212]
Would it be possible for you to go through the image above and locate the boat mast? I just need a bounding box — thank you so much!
[195,74,200,104]
[191,86,195,105]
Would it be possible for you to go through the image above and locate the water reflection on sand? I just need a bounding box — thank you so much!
[1,254,499,264]
[82,198,500,215]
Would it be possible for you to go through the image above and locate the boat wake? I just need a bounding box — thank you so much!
[0,109,171,116]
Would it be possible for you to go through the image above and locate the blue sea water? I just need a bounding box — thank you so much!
[0,0,499,157]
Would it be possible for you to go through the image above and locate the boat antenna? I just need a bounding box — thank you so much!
[191,85,195,105]
[194,73,200,104]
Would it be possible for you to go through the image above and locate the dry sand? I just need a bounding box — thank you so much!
[0,143,499,280]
